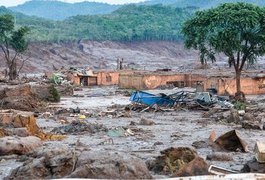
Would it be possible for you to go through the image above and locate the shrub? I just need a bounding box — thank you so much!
[233,101,246,110]
[48,85,60,102]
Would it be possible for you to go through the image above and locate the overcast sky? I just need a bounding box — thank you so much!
[0,0,146,7]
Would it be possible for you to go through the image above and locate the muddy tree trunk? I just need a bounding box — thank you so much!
[235,70,241,94]
[235,70,245,101]
[8,61,17,80]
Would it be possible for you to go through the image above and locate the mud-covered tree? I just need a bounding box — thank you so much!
[0,14,29,80]
[182,3,265,98]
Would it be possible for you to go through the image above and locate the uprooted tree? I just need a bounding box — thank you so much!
[182,3,265,99]
[0,14,29,80]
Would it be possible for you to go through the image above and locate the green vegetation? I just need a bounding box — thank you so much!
[48,85,61,102]
[0,5,195,42]
[233,101,246,110]
[141,0,265,8]
[9,0,265,21]
[0,14,29,80]
[61,5,195,41]
[182,3,265,97]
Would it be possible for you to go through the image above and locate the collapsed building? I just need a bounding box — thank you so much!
[119,71,265,95]
[65,68,265,95]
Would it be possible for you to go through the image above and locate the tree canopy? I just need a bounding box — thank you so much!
[182,3,265,96]
[0,5,195,42]
[0,14,29,80]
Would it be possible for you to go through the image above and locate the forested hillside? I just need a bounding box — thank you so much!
[0,5,196,42]
[10,0,120,20]
[142,0,265,8]
[3,1,264,42]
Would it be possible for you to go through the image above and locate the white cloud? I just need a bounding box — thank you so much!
[0,0,146,7]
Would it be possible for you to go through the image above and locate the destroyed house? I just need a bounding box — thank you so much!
[119,72,206,90]
[68,70,122,86]
[67,67,265,95]
[67,70,98,86]
[119,71,265,95]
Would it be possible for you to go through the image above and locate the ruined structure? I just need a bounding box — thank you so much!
[65,68,265,96]
[119,71,265,95]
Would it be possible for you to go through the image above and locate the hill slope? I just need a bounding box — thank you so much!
[9,0,265,21]
[10,0,121,20]
[0,41,201,73]
[1,5,195,42]
[142,0,265,8]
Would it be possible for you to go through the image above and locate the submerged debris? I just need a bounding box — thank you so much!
[139,117,155,125]
[0,136,42,155]
[254,141,265,163]
[206,153,233,161]
[211,130,248,152]
[8,149,152,179]
[0,85,43,111]
[52,121,107,135]
[147,147,208,177]
[107,127,134,137]
[242,159,265,173]
[129,90,234,112]
[0,110,65,141]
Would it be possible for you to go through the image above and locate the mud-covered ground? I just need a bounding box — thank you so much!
[0,86,264,179]
[35,87,265,177]
[1,41,265,74]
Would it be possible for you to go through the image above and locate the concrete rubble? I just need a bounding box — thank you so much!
[0,75,265,179]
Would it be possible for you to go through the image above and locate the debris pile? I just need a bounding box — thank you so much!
[147,147,209,177]
[52,121,107,135]
[206,108,265,130]
[98,107,131,118]
[0,85,43,111]
[209,130,248,152]
[107,127,135,137]
[0,109,65,141]
[8,148,152,179]
[0,80,265,179]
[129,90,234,111]
[0,136,42,155]
[241,141,265,173]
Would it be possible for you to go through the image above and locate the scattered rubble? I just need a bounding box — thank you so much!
[0,85,43,111]
[52,121,107,135]
[211,130,248,152]
[0,83,265,178]
[147,147,209,177]
[254,141,265,163]
[0,109,65,141]
[139,117,155,125]
[107,127,135,137]
[8,148,152,179]
[206,153,233,161]
[192,140,208,149]
[130,90,234,109]
[242,159,265,173]
[242,121,263,130]
[0,136,42,155]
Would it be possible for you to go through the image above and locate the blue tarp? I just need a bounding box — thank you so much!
[130,90,233,108]
[130,91,175,107]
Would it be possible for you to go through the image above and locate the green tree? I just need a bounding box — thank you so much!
[182,3,265,98]
[0,14,29,80]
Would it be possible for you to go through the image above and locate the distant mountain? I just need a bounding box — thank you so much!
[9,0,121,20]
[8,0,265,21]
[141,0,265,8]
